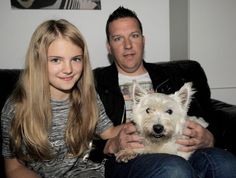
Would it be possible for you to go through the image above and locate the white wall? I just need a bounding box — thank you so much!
[189,0,236,105]
[0,0,170,69]
[1,0,236,105]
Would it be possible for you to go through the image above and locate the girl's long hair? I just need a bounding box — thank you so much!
[10,19,98,160]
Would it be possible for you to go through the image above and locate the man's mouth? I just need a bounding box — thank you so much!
[123,52,135,57]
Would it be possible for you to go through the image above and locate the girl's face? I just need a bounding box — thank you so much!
[47,37,83,100]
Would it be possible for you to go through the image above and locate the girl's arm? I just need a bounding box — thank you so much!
[5,158,41,178]
[99,124,124,140]
[99,124,124,155]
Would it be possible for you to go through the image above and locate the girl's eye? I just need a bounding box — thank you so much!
[73,56,82,62]
[166,109,173,115]
[50,58,61,63]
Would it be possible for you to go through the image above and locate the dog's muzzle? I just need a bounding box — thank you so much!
[152,124,165,138]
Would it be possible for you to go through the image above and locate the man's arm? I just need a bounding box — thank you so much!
[103,122,144,155]
[176,120,214,152]
[4,158,41,178]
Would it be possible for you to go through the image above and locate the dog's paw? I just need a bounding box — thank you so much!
[177,151,192,160]
[115,150,137,163]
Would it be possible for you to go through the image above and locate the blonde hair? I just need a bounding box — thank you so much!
[11,19,98,160]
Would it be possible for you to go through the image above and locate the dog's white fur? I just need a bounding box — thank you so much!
[115,82,208,162]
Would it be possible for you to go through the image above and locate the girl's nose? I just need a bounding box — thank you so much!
[63,62,72,74]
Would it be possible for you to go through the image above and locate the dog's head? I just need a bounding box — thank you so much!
[132,81,194,143]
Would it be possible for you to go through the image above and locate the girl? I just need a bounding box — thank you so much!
[1,19,120,178]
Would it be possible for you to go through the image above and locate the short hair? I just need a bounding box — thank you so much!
[105,6,143,42]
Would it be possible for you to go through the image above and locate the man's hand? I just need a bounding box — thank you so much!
[104,122,144,155]
[176,120,214,152]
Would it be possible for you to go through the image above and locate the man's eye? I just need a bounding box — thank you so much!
[166,109,173,115]
[132,33,140,38]
[114,37,121,41]
[112,36,123,42]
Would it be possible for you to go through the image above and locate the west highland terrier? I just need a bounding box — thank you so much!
[115,82,208,162]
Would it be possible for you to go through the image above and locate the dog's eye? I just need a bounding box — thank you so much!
[166,109,173,115]
[146,108,151,114]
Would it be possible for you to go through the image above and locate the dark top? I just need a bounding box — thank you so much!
[91,60,213,162]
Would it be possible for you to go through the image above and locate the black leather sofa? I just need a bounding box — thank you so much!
[1,60,236,177]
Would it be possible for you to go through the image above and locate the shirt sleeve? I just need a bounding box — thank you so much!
[95,94,113,135]
[1,97,16,159]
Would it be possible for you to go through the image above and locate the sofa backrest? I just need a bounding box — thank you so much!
[154,60,211,108]
[0,60,211,114]
[0,69,21,112]
[0,69,21,178]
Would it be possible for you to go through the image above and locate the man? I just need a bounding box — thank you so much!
[93,6,236,178]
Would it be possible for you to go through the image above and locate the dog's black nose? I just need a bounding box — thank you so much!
[153,124,164,134]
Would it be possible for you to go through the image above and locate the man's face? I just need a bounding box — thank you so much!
[107,17,145,76]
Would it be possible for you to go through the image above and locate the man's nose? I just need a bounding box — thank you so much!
[124,38,132,49]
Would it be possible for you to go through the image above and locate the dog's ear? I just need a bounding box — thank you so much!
[174,82,195,110]
[132,80,148,104]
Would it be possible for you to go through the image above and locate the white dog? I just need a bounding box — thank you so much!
[115,82,208,162]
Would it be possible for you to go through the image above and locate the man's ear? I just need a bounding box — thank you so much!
[106,41,112,54]
[142,35,145,45]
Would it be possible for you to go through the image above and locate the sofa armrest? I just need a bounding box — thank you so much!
[210,99,236,155]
